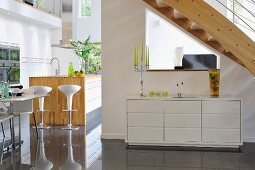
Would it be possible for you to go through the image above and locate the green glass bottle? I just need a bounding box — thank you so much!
[68,62,75,77]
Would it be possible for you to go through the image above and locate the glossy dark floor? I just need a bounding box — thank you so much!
[1,125,255,170]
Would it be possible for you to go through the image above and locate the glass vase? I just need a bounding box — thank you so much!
[209,69,220,97]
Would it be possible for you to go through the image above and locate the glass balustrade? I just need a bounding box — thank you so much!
[20,0,62,17]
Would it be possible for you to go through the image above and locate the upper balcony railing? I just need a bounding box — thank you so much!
[214,0,255,40]
[16,0,62,18]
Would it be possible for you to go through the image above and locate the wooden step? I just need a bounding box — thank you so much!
[206,40,225,53]
[174,9,186,19]
[158,7,174,19]
[190,22,201,30]
[189,30,209,42]
[207,35,216,41]
[156,0,168,7]
[173,18,192,30]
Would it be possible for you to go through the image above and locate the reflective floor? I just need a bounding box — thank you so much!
[1,125,255,170]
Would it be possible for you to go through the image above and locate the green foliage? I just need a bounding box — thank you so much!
[89,43,101,73]
[81,0,91,16]
[70,36,93,61]
[70,37,101,73]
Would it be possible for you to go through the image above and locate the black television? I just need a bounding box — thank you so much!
[182,54,217,70]
[24,0,33,6]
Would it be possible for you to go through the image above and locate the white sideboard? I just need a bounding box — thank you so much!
[126,97,242,148]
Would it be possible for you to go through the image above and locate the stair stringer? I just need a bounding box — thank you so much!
[161,0,255,75]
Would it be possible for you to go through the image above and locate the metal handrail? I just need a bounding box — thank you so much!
[215,0,255,33]
[233,0,255,19]
[248,0,255,5]
[235,12,255,26]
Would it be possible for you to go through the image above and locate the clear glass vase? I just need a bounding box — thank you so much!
[80,58,89,74]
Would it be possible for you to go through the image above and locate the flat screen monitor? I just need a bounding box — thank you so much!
[182,54,217,70]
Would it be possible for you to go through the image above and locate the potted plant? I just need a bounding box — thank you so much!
[70,36,93,74]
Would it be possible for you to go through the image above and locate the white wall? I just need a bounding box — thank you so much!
[73,0,101,42]
[102,0,255,142]
[0,13,52,88]
[147,11,215,70]
[51,47,80,75]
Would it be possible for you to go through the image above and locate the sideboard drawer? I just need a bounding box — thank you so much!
[128,127,163,141]
[164,101,201,114]
[202,129,240,143]
[202,114,240,129]
[165,114,201,128]
[128,100,164,113]
[165,128,201,142]
[202,101,240,114]
[128,113,163,127]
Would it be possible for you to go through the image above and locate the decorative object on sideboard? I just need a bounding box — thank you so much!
[209,69,220,97]
[134,42,150,97]
[174,46,184,70]
[149,91,169,97]
[176,82,184,98]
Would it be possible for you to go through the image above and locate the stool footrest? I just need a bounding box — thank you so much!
[61,126,80,130]
[63,110,78,112]
[37,110,50,112]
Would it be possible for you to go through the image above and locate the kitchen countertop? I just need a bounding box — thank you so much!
[30,74,101,80]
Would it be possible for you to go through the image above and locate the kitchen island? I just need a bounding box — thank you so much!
[29,75,101,126]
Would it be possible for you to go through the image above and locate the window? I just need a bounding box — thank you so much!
[81,0,91,17]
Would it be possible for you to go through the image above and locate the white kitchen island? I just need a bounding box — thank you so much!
[126,96,242,148]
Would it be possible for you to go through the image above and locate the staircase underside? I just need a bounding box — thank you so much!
[143,0,255,75]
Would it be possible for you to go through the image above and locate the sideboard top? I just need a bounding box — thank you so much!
[127,95,242,101]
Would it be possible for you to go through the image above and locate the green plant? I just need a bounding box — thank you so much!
[70,37,101,73]
[70,36,93,61]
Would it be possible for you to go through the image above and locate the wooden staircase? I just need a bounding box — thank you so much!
[143,0,255,75]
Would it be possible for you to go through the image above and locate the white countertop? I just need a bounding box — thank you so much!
[127,95,242,101]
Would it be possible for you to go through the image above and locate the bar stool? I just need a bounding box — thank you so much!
[58,85,81,130]
[30,86,52,129]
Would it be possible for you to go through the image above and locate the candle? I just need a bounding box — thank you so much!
[145,46,148,66]
[136,46,139,65]
[145,46,150,66]
[134,46,137,66]
[148,47,150,66]
[141,41,144,60]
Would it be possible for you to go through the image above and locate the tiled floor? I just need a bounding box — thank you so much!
[1,125,255,170]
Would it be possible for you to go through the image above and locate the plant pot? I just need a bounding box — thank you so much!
[209,69,220,97]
